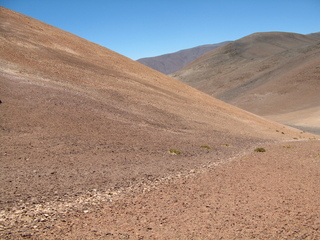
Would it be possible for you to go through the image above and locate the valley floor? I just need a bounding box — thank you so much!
[288,125,320,136]
[1,140,320,239]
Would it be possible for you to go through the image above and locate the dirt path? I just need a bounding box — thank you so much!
[2,140,319,239]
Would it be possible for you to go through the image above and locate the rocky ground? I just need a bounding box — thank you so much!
[1,7,319,239]
[1,140,319,239]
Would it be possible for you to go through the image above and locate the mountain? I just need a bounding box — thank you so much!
[171,32,320,133]
[1,7,319,239]
[308,32,320,38]
[2,7,305,205]
[137,41,231,74]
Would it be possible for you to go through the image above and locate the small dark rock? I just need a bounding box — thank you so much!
[21,232,33,238]
[119,233,130,239]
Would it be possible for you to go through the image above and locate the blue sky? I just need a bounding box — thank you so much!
[2,0,320,60]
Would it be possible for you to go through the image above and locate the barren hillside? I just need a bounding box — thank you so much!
[1,7,319,239]
[171,32,320,133]
[137,42,231,74]
[308,32,320,38]
[1,6,304,207]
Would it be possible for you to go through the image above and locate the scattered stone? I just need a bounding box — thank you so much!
[118,233,130,239]
[21,232,33,238]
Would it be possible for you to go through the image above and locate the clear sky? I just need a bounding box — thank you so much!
[2,0,320,60]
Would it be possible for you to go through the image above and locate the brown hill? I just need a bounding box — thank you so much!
[1,8,319,239]
[1,6,304,205]
[137,42,231,74]
[308,32,320,38]
[171,32,320,134]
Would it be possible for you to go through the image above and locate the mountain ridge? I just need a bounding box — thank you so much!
[308,31,320,38]
[137,41,231,74]
[170,31,320,133]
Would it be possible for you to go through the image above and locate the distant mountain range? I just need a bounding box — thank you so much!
[170,31,320,133]
[136,42,231,74]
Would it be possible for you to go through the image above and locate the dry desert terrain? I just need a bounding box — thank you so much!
[0,7,319,239]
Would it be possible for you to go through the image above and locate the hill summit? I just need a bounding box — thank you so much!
[171,31,320,134]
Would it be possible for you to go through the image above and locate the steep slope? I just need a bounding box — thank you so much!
[1,8,320,239]
[137,41,231,74]
[0,7,310,207]
[171,32,320,133]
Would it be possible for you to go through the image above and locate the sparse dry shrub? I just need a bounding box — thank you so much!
[200,145,211,149]
[283,146,292,149]
[169,149,181,155]
[254,147,266,152]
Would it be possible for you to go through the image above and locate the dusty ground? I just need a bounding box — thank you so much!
[265,106,320,135]
[1,7,320,240]
[1,140,319,239]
